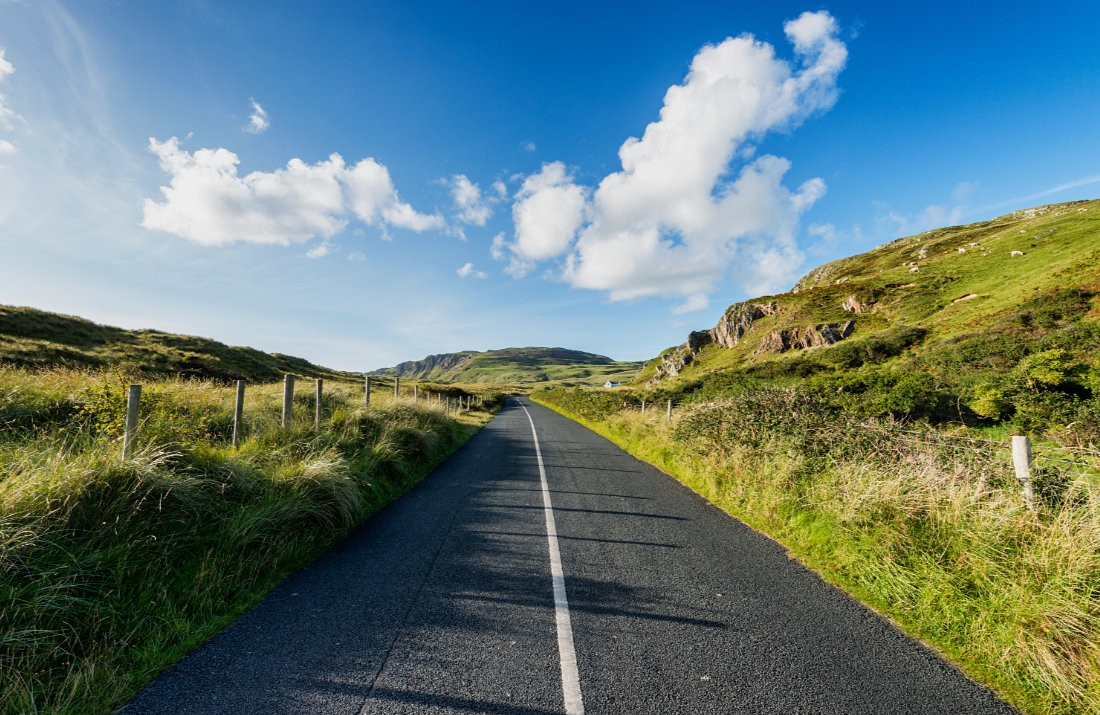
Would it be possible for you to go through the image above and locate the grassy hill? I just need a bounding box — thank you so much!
[370,346,643,387]
[0,305,361,382]
[632,199,1099,438]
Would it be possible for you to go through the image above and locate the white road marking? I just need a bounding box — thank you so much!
[519,400,585,715]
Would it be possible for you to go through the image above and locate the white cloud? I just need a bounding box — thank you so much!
[449,174,492,225]
[244,98,269,134]
[491,180,507,198]
[347,250,366,262]
[671,294,709,314]
[490,232,507,261]
[141,137,443,246]
[521,141,536,152]
[306,240,334,259]
[456,262,487,279]
[871,181,980,242]
[504,161,587,276]
[507,11,847,305]
[0,47,15,148]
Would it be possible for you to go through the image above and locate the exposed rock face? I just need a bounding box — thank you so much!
[842,295,868,314]
[647,303,778,385]
[755,321,855,354]
[650,345,693,383]
[709,302,779,348]
[374,351,476,379]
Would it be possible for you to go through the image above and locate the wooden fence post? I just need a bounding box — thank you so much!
[394,377,400,400]
[641,400,646,415]
[414,384,419,401]
[232,380,245,449]
[667,399,672,420]
[122,384,141,458]
[1011,435,1037,510]
[365,376,371,406]
[314,379,323,431]
[282,375,294,429]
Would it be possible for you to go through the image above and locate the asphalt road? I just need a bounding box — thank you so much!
[123,397,1017,714]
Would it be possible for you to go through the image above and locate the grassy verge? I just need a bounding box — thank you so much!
[0,366,502,714]
[532,391,1100,715]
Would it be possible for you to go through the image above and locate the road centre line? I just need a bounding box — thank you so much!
[518,400,585,715]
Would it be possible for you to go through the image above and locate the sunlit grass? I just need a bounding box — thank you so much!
[0,366,500,714]
[534,395,1100,715]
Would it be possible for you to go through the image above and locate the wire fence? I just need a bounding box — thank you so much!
[612,397,1100,504]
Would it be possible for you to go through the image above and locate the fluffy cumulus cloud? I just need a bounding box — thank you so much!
[498,162,587,277]
[504,11,847,309]
[244,99,269,134]
[141,137,443,246]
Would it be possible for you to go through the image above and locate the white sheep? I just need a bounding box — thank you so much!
[909,267,920,273]
[957,247,967,253]
[1010,250,1024,256]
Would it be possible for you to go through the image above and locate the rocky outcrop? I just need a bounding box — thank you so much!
[370,351,477,380]
[650,346,691,382]
[709,302,779,348]
[842,295,869,314]
[755,321,855,354]
[647,303,779,385]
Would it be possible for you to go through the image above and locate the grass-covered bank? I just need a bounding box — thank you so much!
[532,389,1100,715]
[0,367,502,714]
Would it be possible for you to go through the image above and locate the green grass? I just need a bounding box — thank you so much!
[371,346,643,387]
[0,305,364,383]
[645,199,1100,389]
[0,366,502,714]
[532,393,1100,715]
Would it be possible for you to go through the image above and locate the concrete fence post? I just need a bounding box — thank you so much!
[1011,435,1037,510]
[641,400,646,415]
[122,384,141,458]
[282,375,295,430]
[232,380,245,449]
[314,379,323,431]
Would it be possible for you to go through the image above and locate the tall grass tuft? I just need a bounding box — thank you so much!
[0,366,501,714]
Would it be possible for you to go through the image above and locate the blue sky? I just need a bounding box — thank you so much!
[1,0,1098,371]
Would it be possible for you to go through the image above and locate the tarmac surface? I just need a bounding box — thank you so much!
[123,397,1017,714]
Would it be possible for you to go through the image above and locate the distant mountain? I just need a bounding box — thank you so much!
[370,347,642,387]
[0,305,361,383]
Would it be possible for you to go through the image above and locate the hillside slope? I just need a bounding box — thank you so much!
[0,305,360,382]
[639,199,1100,429]
[371,347,642,387]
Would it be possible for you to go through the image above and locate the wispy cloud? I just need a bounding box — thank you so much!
[502,11,847,308]
[306,240,335,259]
[972,175,1100,216]
[0,46,16,151]
[456,262,487,279]
[520,140,536,153]
[142,136,443,247]
[244,98,269,134]
[448,174,492,226]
